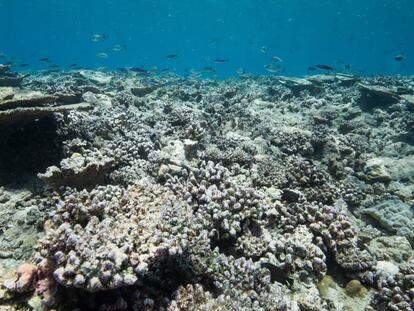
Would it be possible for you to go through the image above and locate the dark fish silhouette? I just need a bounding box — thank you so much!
[69,63,79,68]
[307,66,317,71]
[345,64,352,69]
[19,63,30,67]
[49,64,59,69]
[39,57,52,63]
[315,64,335,71]
[395,54,406,62]
[129,67,149,74]
[166,54,178,59]
[213,58,229,63]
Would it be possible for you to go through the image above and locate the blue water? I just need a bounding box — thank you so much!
[0,0,413,77]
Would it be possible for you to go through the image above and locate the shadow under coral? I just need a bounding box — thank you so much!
[52,253,218,310]
[0,116,63,186]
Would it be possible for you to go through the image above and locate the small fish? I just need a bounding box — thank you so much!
[19,63,30,68]
[307,66,317,71]
[395,54,406,62]
[69,63,79,68]
[91,34,108,42]
[260,46,267,54]
[264,63,283,73]
[272,56,283,63]
[236,67,246,75]
[315,64,335,71]
[49,64,59,69]
[96,52,109,59]
[149,66,159,74]
[166,54,178,59]
[344,64,352,69]
[213,58,229,64]
[189,68,202,78]
[129,67,148,74]
[113,44,127,52]
[39,57,51,63]
[202,66,216,73]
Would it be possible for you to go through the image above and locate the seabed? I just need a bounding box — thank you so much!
[1,66,414,310]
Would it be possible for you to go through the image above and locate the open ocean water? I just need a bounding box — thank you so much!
[1,0,414,77]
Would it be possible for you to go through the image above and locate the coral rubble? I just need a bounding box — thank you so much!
[1,70,414,310]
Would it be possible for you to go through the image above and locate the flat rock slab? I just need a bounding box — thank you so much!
[0,87,90,126]
[277,77,322,95]
[0,91,57,111]
[0,102,91,125]
[0,87,15,101]
[357,83,400,110]
[401,94,414,108]
[307,74,359,86]
[0,77,24,87]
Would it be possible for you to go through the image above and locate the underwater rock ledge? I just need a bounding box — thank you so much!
[1,70,414,311]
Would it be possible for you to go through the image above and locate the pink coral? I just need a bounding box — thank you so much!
[15,263,38,292]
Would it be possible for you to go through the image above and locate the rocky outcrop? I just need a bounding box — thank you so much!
[361,199,414,241]
[0,88,90,126]
[38,150,115,189]
[357,83,400,110]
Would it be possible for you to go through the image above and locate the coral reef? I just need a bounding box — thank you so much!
[1,70,414,310]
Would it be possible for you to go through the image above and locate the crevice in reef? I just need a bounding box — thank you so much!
[324,247,349,287]
[210,235,239,257]
[261,262,294,287]
[0,116,63,186]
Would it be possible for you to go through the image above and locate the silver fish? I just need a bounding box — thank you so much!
[91,34,108,42]
[96,52,109,59]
